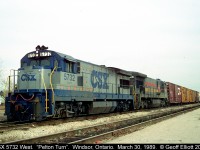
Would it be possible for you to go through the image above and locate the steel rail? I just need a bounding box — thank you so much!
[69,106,199,144]
[3,103,200,144]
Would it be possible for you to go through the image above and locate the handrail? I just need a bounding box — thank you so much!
[41,68,48,112]
[50,66,57,104]
[3,76,9,99]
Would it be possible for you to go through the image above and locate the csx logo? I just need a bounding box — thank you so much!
[21,74,36,81]
[91,70,109,89]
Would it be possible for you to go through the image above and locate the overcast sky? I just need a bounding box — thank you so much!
[0,0,200,91]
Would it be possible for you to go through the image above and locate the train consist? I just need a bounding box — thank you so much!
[5,46,199,121]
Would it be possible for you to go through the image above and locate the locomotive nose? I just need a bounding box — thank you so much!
[18,69,51,91]
[21,74,36,81]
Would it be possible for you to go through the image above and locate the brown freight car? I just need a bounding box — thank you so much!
[196,91,200,102]
[166,82,182,104]
[192,90,196,103]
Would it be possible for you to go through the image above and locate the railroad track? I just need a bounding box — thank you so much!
[0,121,33,132]
[3,103,200,144]
[70,106,199,144]
[0,107,149,133]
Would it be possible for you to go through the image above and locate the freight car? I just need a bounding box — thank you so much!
[166,82,182,104]
[4,46,199,121]
[166,83,199,105]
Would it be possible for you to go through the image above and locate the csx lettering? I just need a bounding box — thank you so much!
[21,74,36,81]
[91,70,109,89]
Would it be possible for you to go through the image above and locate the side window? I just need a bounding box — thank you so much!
[136,80,143,88]
[65,61,69,72]
[65,60,74,73]
[41,59,50,67]
[30,60,39,66]
[69,62,72,73]
[120,79,130,89]
[77,62,80,73]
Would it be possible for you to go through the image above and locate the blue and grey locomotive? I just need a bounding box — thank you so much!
[4,46,199,122]
[5,46,137,121]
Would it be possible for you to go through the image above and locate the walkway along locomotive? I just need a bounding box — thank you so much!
[5,46,199,121]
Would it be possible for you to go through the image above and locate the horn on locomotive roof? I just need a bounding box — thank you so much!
[35,45,48,51]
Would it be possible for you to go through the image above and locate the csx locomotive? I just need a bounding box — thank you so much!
[5,46,199,121]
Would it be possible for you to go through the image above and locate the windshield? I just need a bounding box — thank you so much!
[21,57,51,68]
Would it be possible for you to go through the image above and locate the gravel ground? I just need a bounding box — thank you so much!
[0,104,197,143]
[105,108,200,144]
[0,111,149,143]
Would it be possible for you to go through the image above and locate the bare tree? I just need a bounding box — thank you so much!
[0,60,8,104]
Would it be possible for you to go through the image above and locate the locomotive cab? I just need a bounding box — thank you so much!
[5,46,76,121]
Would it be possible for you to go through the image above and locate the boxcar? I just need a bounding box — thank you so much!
[196,91,200,102]
[187,89,193,103]
[166,82,182,104]
[175,84,182,104]
[166,82,175,104]
[181,86,188,103]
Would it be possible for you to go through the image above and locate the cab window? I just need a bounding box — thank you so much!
[65,60,74,73]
